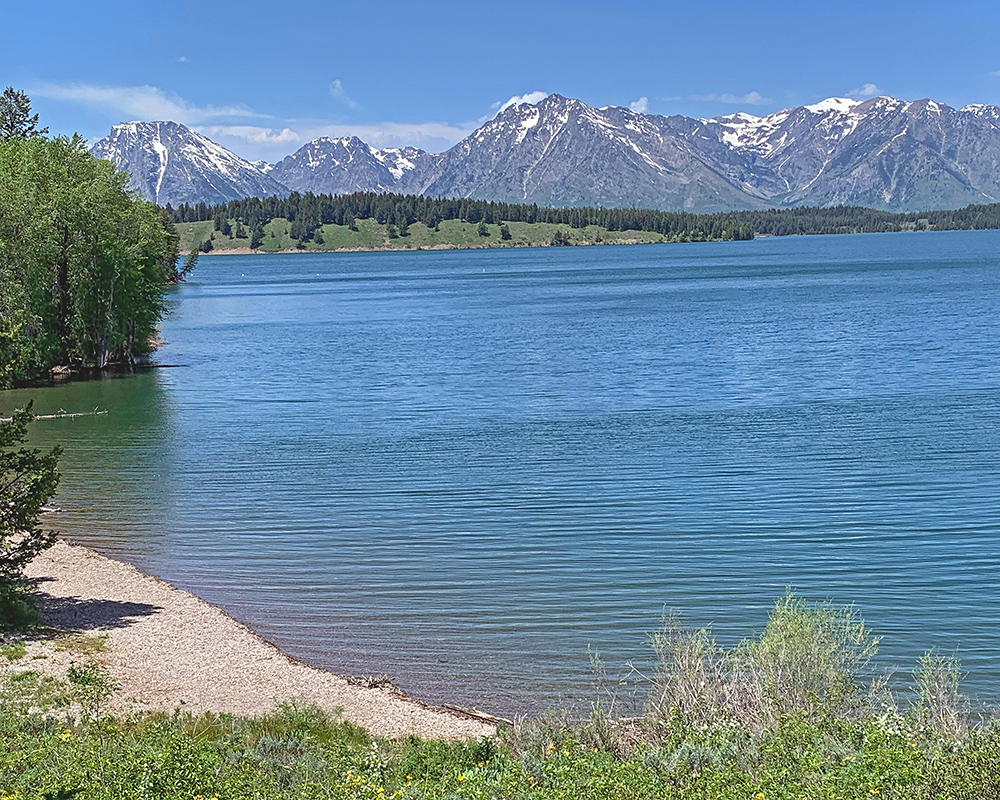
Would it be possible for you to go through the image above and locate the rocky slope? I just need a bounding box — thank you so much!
[270,136,438,195]
[90,121,288,206]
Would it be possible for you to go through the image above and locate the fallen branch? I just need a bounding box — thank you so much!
[1,409,108,423]
[442,703,512,726]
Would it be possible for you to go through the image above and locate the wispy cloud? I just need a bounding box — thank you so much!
[846,82,881,98]
[30,82,262,124]
[177,56,188,63]
[990,70,1000,77]
[491,91,549,116]
[692,90,771,105]
[198,125,302,145]
[200,119,478,163]
[329,79,358,109]
[629,96,649,114]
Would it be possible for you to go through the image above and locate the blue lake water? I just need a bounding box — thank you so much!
[5,230,1000,714]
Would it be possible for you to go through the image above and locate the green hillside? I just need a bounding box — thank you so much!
[176,217,669,254]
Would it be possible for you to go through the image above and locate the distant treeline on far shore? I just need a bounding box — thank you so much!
[164,191,1000,247]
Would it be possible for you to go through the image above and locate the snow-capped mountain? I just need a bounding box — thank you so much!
[699,96,1000,209]
[420,94,772,212]
[90,121,288,206]
[269,136,438,195]
[90,94,1000,212]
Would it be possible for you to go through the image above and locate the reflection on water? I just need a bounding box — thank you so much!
[4,230,1000,714]
[3,371,174,561]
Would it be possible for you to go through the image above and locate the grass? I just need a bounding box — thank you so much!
[52,633,107,657]
[175,218,668,255]
[1,593,997,798]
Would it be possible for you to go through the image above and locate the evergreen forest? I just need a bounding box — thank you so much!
[168,191,1000,251]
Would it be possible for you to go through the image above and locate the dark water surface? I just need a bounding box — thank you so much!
[5,231,1000,714]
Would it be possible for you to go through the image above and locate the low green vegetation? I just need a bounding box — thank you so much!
[2,593,998,799]
[177,217,669,254]
[168,191,755,255]
[169,191,1000,258]
[0,88,181,386]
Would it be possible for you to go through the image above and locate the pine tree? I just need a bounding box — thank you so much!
[500,223,512,241]
[250,225,265,249]
[1,405,60,590]
[0,88,48,141]
[477,220,489,237]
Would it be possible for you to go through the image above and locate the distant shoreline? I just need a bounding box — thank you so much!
[197,237,666,256]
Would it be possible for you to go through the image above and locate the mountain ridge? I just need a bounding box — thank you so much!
[90,94,1000,213]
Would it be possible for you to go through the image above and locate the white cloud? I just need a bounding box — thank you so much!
[990,70,1000,77]
[492,90,549,116]
[629,96,649,114]
[177,56,188,63]
[329,79,358,109]
[198,119,479,163]
[846,82,881,99]
[29,82,262,124]
[198,125,302,145]
[692,90,771,105]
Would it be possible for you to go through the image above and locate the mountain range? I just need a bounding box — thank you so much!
[90,93,1000,213]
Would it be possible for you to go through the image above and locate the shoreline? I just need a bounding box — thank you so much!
[197,237,660,256]
[17,540,495,739]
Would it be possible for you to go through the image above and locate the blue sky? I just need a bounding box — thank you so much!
[4,0,1000,162]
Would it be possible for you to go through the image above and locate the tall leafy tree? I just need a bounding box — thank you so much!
[0,87,48,141]
[1,130,180,383]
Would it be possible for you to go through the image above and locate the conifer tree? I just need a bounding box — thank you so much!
[0,405,60,588]
[0,88,48,141]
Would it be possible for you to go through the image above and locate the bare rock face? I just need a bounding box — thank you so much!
[91,95,1000,213]
[90,121,289,206]
[702,96,1000,211]
[269,136,439,196]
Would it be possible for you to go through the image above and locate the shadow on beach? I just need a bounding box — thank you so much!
[28,581,162,633]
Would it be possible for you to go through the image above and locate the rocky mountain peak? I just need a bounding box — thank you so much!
[90,120,288,206]
[91,92,1000,213]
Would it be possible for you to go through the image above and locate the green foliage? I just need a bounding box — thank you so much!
[0,405,60,596]
[167,190,757,244]
[66,661,118,722]
[0,601,997,800]
[1,640,26,661]
[912,649,968,740]
[0,129,179,383]
[647,592,886,733]
[550,228,572,246]
[0,583,39,630]
[732,202,1000,235]
[0,87,48,141]
[171,249,199,284]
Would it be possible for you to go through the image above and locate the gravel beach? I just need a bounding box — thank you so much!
[18,540,493,740]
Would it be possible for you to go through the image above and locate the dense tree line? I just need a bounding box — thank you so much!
[720,203,1000,236]
[166,192,756,243]
[0,90,180,386]
[170,192,1000,243]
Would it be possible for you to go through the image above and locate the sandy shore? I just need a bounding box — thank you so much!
[17,540,493,740]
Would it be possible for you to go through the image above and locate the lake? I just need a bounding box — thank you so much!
[4,230,1000,714]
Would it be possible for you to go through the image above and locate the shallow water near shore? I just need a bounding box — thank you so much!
[5,230,1000,715]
